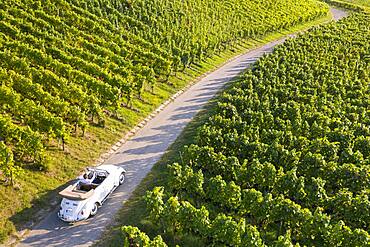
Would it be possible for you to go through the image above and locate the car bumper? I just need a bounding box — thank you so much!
[58,212,86,223]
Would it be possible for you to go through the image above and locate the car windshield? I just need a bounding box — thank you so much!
[87,168,109,176]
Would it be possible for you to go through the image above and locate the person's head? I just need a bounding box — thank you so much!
[83,173,88,179]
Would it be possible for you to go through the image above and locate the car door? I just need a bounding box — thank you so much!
[100,173,113,200]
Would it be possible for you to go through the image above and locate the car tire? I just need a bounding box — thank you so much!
[119,172,125,185]
[90,203,99,217]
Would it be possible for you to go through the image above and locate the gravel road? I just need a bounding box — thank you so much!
[16,7,347,247]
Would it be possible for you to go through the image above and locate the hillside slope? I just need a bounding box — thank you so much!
[0,0,329,242]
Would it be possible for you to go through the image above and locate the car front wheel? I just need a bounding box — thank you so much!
[119,172,125,185]
[90,203,99,217]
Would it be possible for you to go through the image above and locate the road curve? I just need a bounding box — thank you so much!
[17,7,347,247]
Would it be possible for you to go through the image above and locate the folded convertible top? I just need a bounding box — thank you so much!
[59,185,94,200]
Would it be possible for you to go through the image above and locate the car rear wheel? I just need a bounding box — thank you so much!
[119,172,125,185]
[90,203,98,217]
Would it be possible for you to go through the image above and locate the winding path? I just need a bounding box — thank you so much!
[17,7,347,247]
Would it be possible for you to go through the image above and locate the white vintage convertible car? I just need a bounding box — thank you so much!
[58,164,126,222]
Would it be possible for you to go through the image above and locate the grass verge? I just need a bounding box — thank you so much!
[92,11,335,247]
[324,0,370,11]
